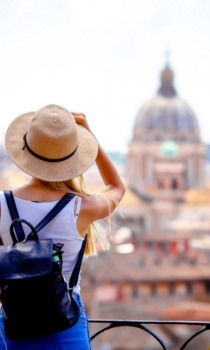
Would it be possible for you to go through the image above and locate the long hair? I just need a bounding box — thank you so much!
[41,175,110,255]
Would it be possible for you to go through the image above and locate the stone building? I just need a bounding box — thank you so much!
[82,63,210,349]
[125,63,206,234]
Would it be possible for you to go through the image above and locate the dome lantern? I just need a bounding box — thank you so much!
[158,64,177,97]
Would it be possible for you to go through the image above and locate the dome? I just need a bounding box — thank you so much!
[133,65,200,142]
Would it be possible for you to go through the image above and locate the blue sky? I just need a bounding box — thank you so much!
[0,0,210,152]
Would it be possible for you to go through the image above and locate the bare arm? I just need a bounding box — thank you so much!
[72,113,125,229]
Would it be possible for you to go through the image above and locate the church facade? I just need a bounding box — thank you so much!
[125,63,206,234]
[82,63,210,348]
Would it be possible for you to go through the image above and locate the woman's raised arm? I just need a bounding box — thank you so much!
[72,112,125,222]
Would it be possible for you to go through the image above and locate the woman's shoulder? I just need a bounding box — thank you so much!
[12,184,67,203]
[80,192,111,221]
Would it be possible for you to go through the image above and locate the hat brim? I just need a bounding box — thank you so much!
[5,112,98,181]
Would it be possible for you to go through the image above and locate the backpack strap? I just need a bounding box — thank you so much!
[30,193,74,238]
[69,235,87,292]
[36,194,87,291]
[3,191,74,243]
[4,190,25,241]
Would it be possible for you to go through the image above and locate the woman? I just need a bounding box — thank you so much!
[0,104,125,349]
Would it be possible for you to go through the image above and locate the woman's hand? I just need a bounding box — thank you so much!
[71,112,91,132]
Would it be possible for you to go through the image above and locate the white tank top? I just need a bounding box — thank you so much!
[0,191,84,294]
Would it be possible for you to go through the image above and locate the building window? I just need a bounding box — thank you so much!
[132,286,139,298]
[172,178,177,189]
[204,281,210,294]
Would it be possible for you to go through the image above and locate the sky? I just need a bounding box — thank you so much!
[0,0,210,153]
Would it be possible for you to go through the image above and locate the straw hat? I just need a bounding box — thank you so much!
[5,104,98,181]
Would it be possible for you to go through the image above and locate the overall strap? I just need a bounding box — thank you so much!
[4,191,74,242]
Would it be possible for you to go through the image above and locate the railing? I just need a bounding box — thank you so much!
[89,319,210,349]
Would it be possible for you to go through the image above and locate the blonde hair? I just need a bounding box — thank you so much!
[41,175,110,255]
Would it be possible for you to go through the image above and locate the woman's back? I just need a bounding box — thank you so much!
[0,189,85,294]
